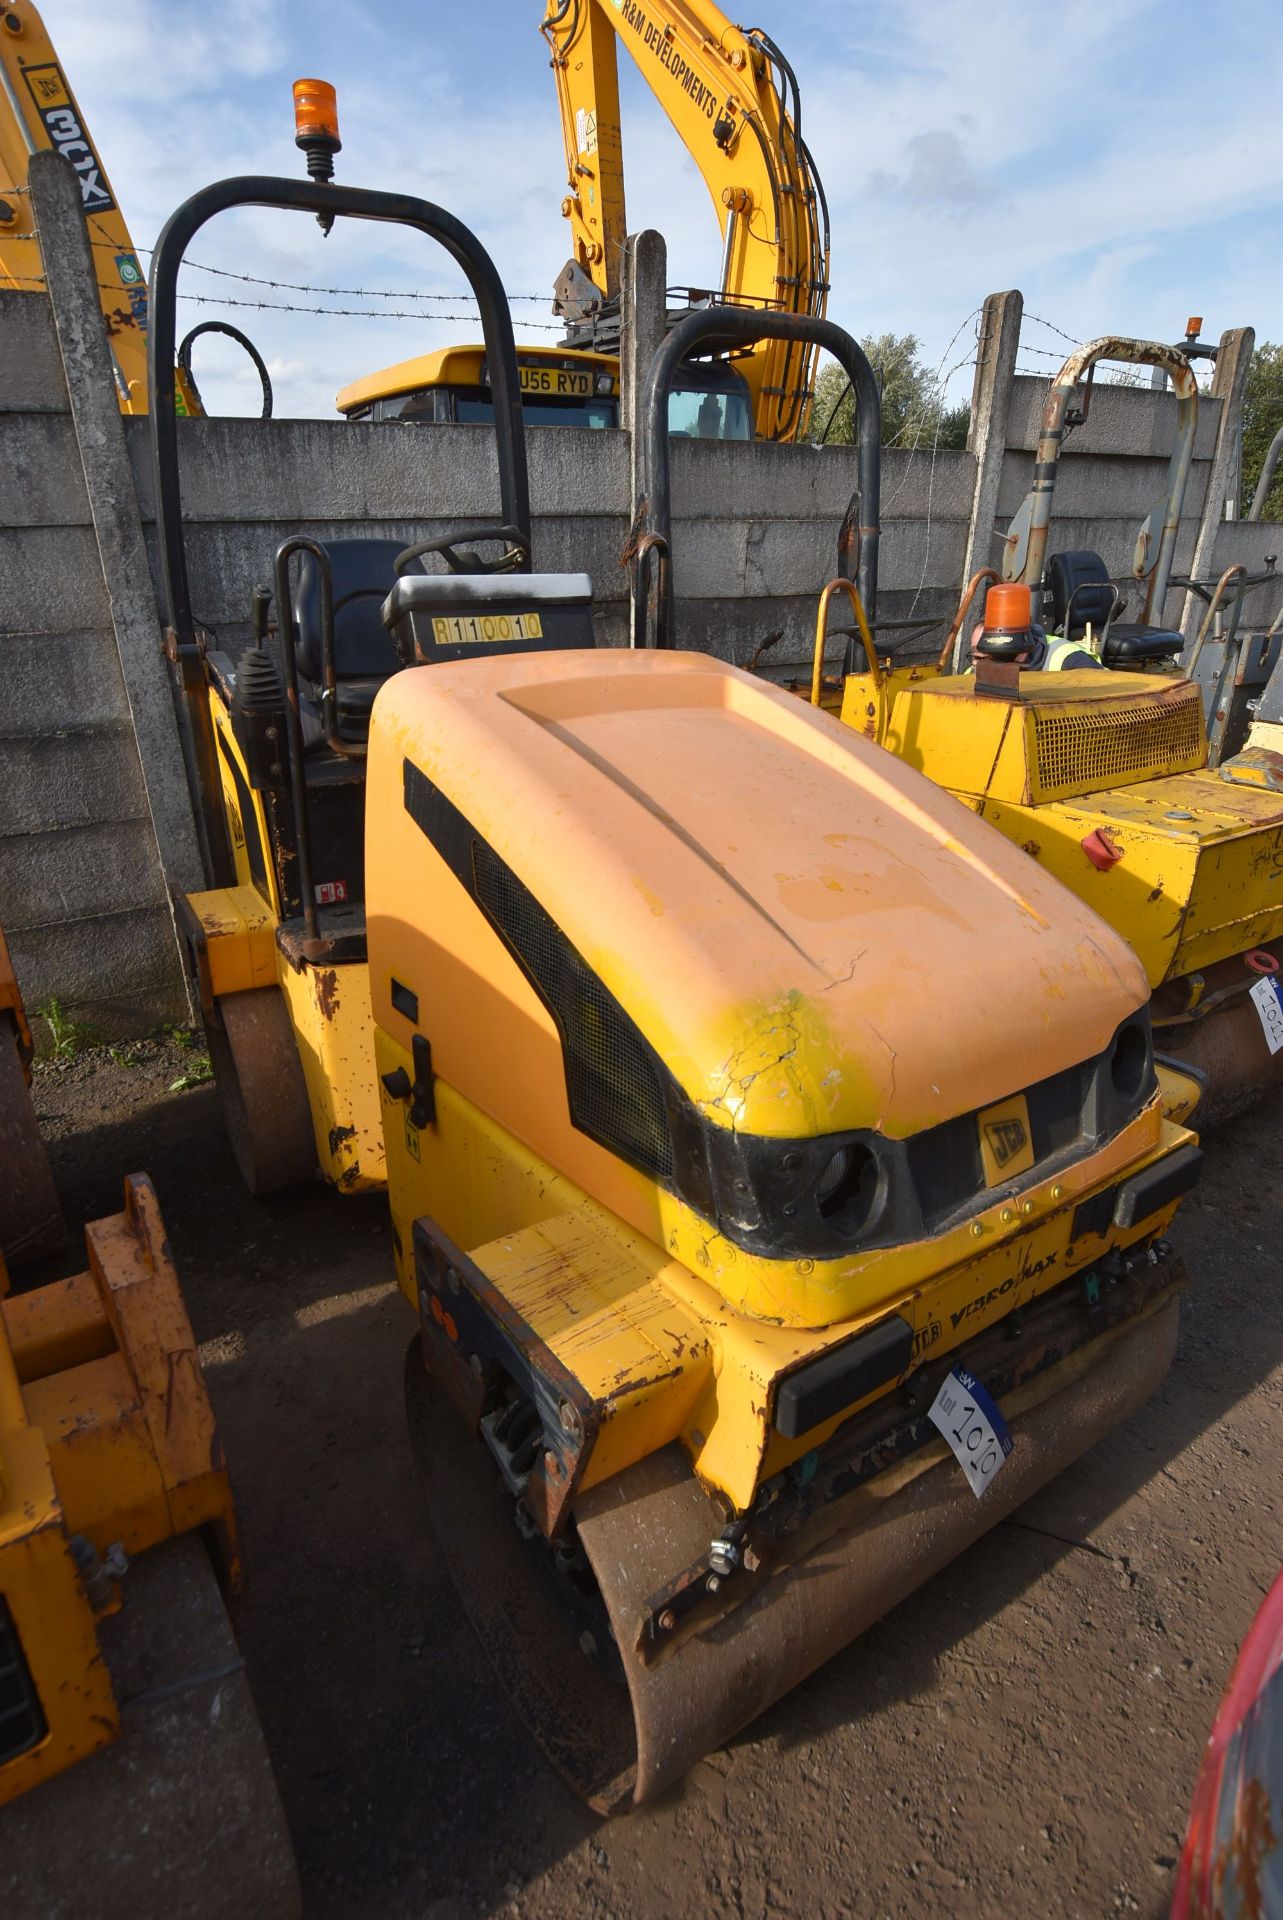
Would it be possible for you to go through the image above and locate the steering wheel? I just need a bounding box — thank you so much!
[395,524,530,577]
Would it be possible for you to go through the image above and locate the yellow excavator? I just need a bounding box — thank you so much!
[337,0,828,442]
[152,137,1201,1805]
[1,0,271,417]
[0,0,149,410]
[0,931,298,1910]
[630,325,1283,1128]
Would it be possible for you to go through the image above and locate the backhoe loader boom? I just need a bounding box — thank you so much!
[0,0,150,411]
[540,0,829,440]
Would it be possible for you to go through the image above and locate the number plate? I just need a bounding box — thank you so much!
[927,1366,1013,1498]
[430,612,543,648]
[519,365,592,396]
[1250,975,1283,1055]
[977,1092,1034,1186]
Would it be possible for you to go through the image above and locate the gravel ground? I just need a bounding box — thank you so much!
[27,1042,1283,1920]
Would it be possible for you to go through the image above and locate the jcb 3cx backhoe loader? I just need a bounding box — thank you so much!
[0,942,297,1913]
[151,146,1201,1806]
[640,322,1283,1131]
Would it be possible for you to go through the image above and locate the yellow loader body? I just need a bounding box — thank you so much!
[839,665,1283,1121]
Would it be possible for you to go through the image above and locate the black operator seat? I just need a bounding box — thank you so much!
[293,538,421,746]
[381,571,598,665]
[1045,550,1185,667]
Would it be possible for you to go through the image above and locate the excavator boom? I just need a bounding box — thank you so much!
[0,0,150,412]
[541,0,830,440]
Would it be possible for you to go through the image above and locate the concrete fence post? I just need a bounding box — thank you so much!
[619,230,667,648]
[1181,326,1255,645]
[959,291,1023,649]
[29,151,200,1010]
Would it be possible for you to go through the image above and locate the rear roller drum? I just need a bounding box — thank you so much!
[205,988,317,1195]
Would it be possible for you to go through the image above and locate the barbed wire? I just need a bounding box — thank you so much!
[1023,310,1081,345]
[5,267,562,326]
[903,335,985,622]
[76,209,551,305]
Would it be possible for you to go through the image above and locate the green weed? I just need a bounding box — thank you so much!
[169,1053,214,1092]
[34,997,91,1061]
[162,1020,201,1052]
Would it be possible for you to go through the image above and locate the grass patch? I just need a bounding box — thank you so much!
[33,997,94,1061]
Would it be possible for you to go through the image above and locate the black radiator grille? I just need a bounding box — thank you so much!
[470,840,674,1180]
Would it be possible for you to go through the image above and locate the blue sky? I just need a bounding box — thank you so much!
[40,0,1283,417]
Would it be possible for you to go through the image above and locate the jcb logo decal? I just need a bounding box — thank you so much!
[23,65,115,213]
[984,1116,1028,1169]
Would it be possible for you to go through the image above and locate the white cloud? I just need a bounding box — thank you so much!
[34,0,1283,420]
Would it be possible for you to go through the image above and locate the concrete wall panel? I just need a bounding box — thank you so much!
[0,630,132,732]
[1005,376,1221,460]
[0,292,68,414]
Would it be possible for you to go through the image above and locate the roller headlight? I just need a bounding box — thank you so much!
[1109,1018,1151,1102]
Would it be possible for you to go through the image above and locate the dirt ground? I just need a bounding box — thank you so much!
[28,1040,1283,1920]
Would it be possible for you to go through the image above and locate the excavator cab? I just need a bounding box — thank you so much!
[740,330,1283,1128]
[148,162,595,1196]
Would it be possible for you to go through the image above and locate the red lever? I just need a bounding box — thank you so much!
[1081,828,1123,871]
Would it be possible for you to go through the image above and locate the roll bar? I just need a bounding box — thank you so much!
[1003,337,1198,626]
[634,307,881,654]
[147,174,530,884]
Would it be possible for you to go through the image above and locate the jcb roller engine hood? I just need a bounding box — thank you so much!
[367,652,1154,1294]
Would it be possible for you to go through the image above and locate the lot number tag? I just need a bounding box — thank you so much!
[927,1367,1013,1498]
[1250,975,1283,1055]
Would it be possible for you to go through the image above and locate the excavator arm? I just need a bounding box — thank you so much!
[540,0,830,441]
[0,0,150,412]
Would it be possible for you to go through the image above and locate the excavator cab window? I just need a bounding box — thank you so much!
[455,391,617,430]
[363,370,749,439]
[666,365,752,442]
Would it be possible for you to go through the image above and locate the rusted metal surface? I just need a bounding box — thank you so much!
[1152,939,1283,1126]
[413,1219,599,1540]
[1187,564,1249,683]
[1012,338,1199,621]
[583,1288,1180,1808]
[1152,986,1283,1129]
[410,1248,1182,1811]
[635,1250,1180,1659]
[938,568,1000,672]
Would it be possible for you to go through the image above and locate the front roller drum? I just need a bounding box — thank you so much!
[408,1293,1179,1812]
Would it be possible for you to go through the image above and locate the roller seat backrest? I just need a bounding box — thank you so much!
[293,539,419,684]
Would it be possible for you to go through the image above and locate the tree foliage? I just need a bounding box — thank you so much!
[808,332,970,451]
[1241,341,1283,521]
